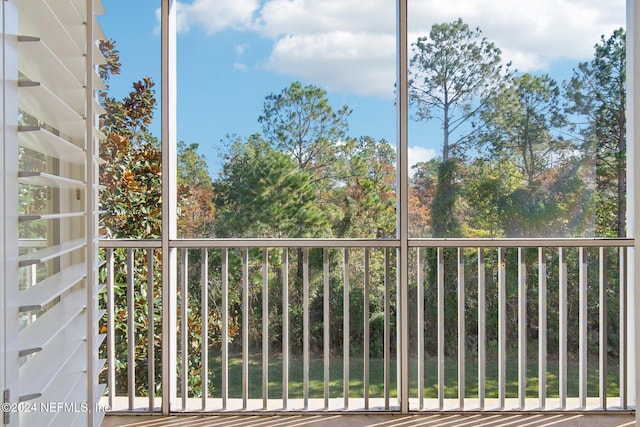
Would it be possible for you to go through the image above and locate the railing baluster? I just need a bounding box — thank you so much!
[303,248,310,410]
[127,248,135,411]
[324,248,330,410]
[180,249,188,410]
[579,247,587,409]
[437,247,445,410]
[559,247,568,409]
[282,248,289,410]
[538,247,547,410]
[498,247,506,410]
[106,248,115,410]
[262,248,269,410]
[417,248,424,410]
[384,248,391,410]
[457,247,465,410]
[364,248,370,410]
[201,248,208,411]
[222,248,229,410]
[599,247,607,409]
[477,248,486,410]
[242,249,249,410]
[343,248,350,410]
[619,247,627,409]
[147,248,155,411]
[518,247,527,410]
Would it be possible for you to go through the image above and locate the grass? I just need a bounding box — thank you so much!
[197,354,621,399]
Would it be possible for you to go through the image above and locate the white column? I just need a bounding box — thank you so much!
[627,0,638,419]
[396,0,409,413]
[161,0,178,415]
[85,0,98,424]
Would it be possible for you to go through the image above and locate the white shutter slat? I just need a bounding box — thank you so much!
[19,315,85,397]
[19,125,85,164]
[19,0,83,56]
[50,374,87,427]
[18,342,86,426]
[18,238,85,266]
[18,288,86,356]
[18,171,85,190]
[18,81,84,139]
[18,36,83,97]
[19,263,86,312]
[19,211,86,223]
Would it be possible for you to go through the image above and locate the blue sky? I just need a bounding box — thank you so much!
[98,0,625,177]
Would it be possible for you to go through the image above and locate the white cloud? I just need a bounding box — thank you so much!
[408,146,437,176]
[175,0,259,34]
[170,0,625,96]
[408,0,625,70]
[263,32,395,97]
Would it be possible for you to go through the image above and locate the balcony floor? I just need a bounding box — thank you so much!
[102,413,635,427]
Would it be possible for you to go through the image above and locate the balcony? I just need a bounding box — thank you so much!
[98,237,636,423]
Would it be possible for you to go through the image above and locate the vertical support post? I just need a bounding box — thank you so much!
[384,248,391,411]
[148,249,155,411]
[478,248,486,410]
[417,248,424,410]
[396,0,410,414]
[127,249,135,411]
[242,249,249,410]
[161,0,178,415]
[200,248,208,411]
[621,247,628,409]
[323,248,330,410]
[303,248,310,410]
[627,0,639,417]
[221,248,229,410]
[579,247,588,409]
[437,247,445,410]
[282,248,289,409]
[180,249,188,410]
[599,247,607,410]
[538,248,547,409]
[107,249,115,410]
[518,247,527,410]
[457,247,465,410]
[364,248,370,410]
[498,247,506,410]
[343,248,350,410]
[85,1,98,423]
[262,248,269,410]
[559,247,568,409]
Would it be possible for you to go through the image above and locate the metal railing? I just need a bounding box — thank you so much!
[99,238,634,414]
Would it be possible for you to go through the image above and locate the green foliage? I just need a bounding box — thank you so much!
[177,141,216,237]
[213,135,331,238]
[430,161,460,238]
[565,28,626,237]
[259,81,351,178]
[409,18,509,161]
[335,136,397,238]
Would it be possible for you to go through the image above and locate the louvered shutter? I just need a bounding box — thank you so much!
[12,0,107,425]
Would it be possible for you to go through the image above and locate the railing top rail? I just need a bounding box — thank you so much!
[99,237,634,249]
[409,237,634,248]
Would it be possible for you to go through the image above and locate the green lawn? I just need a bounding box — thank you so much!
[199,354,620,399]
